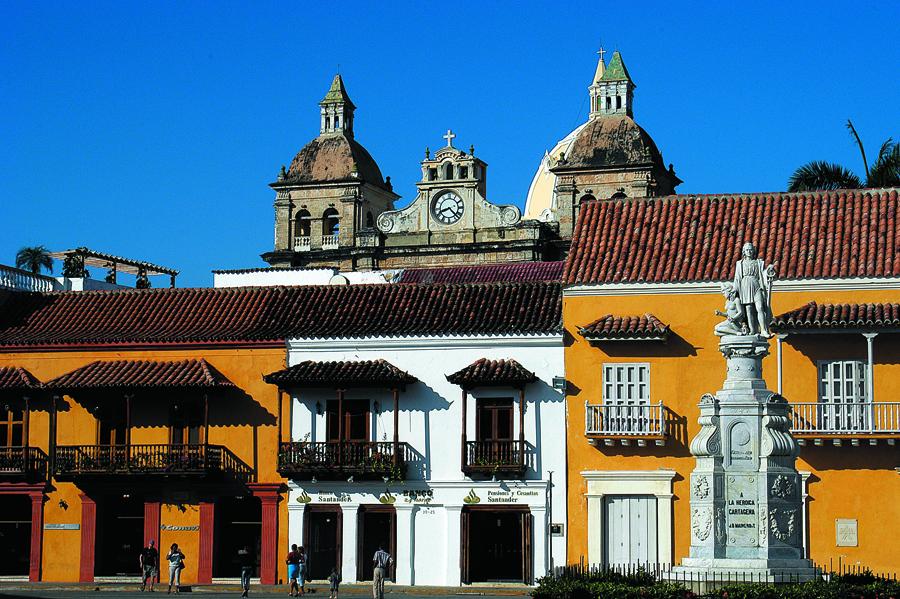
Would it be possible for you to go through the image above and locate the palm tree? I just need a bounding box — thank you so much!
[15,246,54,275]
[788,120,900,191]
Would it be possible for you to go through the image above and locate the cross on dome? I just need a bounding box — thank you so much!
[443,129,456,148]
[596,46,606,63]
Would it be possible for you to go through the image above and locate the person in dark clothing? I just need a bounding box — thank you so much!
[140,540,159,592]
[238,545,254,597]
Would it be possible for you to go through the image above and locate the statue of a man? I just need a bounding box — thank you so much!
[732,242,775,337]
[714,283,747,336]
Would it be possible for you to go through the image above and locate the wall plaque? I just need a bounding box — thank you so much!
[44,523,80,530]
[836,519,858,547]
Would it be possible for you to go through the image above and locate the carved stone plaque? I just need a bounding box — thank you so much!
[836,519,858,547]
[726,475,758,546]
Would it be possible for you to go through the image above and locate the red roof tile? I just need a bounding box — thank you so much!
[0,366,43,390]
[396,262,564,284]
[773,302,900,331]
[564,189,900,285]
[0,282,561,348]
[46,359,234,390]
[579,314,670,341]
[264,360,416,388]
[446,358,536,388]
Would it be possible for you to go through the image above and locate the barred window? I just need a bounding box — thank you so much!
[603,363,649,406]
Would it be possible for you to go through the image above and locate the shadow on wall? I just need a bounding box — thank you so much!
[786,332,900,366]
[798,446,900,471]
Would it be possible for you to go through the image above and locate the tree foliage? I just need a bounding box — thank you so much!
[15,245,53,275]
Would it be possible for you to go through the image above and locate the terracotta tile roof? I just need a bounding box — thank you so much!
[264,360,416,388]
[0,366,43,390]
[446,359,536,388]
[45,359,235,390]
[564,189,900,285]
[773,301,900,331]
[396,262,564,284]
[579,314,670,341]
[0,282,561,348]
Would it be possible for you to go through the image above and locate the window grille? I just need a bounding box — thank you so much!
[818,360,868,432]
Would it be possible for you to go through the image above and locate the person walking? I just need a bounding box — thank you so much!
[285,544,301,597]
[238,545,254,597]
[140,539,159,592]
[372,544,393,599]
[297,547,307,595]
[327,566,341,599]
[166,543,185,594]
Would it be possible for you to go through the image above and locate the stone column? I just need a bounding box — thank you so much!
[340,505,360,583]
[28,491,44,582]
[197,501,215,584]
[287,501,306,547]
[394,504,415,585]
[530,506,547,580]
[79,494,96,582]
[444,505,463,586]
[273,190,294,251]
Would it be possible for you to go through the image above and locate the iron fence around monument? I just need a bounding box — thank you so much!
[549,560,897,596]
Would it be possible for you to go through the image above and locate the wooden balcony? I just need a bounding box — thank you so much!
[0,447,49,481]
[278,441,411,480]
[789,402,900,446]
[462,440,527,477]
[53,444,254,481]
[585,402,668,446]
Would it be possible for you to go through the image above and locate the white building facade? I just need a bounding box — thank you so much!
[275,333,566,586]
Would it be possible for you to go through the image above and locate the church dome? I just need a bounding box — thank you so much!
[285,134,387,188]
[564,115,664,170]
[524,123,587,220]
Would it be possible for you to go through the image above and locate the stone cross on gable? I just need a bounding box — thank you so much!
[443,129,456,148]
[596,46,606,63]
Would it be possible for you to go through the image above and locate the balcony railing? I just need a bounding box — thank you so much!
[0,264,57,293]
[462,440,527,476]
[294,236,311,252]
[278,441,410,480]
[789,402,900,439]
[321,234,339,250]
[585,402,667,446]
[54,444,253,482]
[0,447,49,481]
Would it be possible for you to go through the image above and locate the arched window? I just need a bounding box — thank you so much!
[325,117,331,130]
[323,208,340,235]
[610,191,627,200]
[444,162,453,179]
[580,194,596,204]
[295,209,311,237]
[366,211,374,228]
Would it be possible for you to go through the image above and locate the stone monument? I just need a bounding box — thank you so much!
[673,243,818,580]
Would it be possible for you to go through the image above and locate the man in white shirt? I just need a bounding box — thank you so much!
[372,545,393,599]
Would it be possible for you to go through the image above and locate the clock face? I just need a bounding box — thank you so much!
[431,192,464,225]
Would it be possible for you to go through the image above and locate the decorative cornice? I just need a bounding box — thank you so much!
[564,277,900,297]
[287,334,563,352]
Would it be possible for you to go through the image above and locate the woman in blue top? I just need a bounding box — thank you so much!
[166,543,185,594]
[285,544,301,597]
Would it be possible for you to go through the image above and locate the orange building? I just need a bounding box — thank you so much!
[0,286,293,584]
[561,189,900,572]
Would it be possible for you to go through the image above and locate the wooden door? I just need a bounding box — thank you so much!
[326,400,370,441]
[356,506,396,581]
[0,406,24,447]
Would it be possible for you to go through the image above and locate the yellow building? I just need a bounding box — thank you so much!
[561,189,900,572]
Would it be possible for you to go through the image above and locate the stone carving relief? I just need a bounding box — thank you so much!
[692,507,713,542]
[692,475,709,499]
[376,212,394,233]
[770,475,795,499]
[759,507,768,545]
[715,507,726,545]
[769,508,797,543]
[690,394,721,458]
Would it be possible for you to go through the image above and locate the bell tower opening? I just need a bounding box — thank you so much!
[319,74,356,137]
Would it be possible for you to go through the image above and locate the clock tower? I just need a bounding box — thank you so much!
[377,130,521,240]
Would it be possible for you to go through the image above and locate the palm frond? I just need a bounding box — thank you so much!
[845,119,871,182]
[867,139,900,188]
[787,161,862,192]
[15,245,53,275]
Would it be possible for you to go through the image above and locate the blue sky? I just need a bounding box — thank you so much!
[2,1,898,287]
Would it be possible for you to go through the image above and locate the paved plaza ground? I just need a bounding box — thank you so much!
[0,584,531,599]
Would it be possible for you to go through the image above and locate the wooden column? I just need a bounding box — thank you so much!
[198,501,215,584]
[125,394,132,470]
[28,490,43,582]
[518,387,526,469]
[337,388,344,466]
[23,395,30,451]
[248,484,282,585]
[203,393,209,469]
[460,388,468,472]
[392,388,400,467]
[49,396,59,478]
[277,389,284,443]
[79,494,97,582]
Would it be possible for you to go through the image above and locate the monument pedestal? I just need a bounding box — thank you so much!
[671,335,819,583]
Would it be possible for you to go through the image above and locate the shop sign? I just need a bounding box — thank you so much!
[485,489,541,503]
[161,525,200,531]
[44,523,80,530]
[316,492,352,503]
[401,489,433,504]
